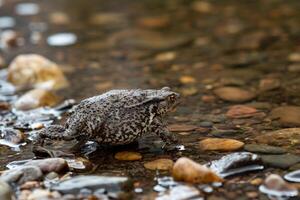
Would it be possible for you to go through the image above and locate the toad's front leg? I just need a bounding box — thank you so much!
[151,118,178,146]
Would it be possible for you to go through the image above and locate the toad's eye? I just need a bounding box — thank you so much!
[168,94,176,102]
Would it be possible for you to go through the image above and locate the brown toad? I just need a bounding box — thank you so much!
[35,87,180,149]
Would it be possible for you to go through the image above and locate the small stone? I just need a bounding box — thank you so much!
[288,64,300,72]
[172,157,223,183]
[27,189,61,200]
[7,54,69,90]
[156,185,202,200]
[244,144,286,154]
[45,172,58,180]
[15,3,40,16]
[0,180,12,200]
[114,151,142,161]
[250,178,263,185]
[259,78,281,92]
[288,52,300,62]
[137,16,169,28]
[66,157,93,172]
[168,124,198,132]
[49,12,70,25]
[144,159,174,171]
[213,87,256,103]
[24,158,69,173]
[259,174,298,198]
[201,95,216,103]
[47,33,77,47]
[192,1,213,13]
[261,154,300,169]
[269,106,300,127]
[255,128,300,146]
[1,166,43,184]
[1,128,25,144]
[179,76,196,84]
[14,89,58,110]
[155,51,176,62]
[284,170,300,182]
[52,175,132,194]
[20,181,40,190]
[199,138,244,151]
[180,86,198,96]
[0,30,20,48]
[208,152,263,177]
[199,121,213,128]
[0,16,16,29]
[226,105,258,119]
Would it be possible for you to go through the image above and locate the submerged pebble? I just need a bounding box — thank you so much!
[144,159,174,171]
[259,174,298,198]
[261,154,300,169]
[47,33,77,47]
[51,175,132,194]
[114,151,142,161]
[244,144,286,154]
[208,152,264,178]
[284,170,300,183]
[199,138,244,151]
[213,87,256,103]
[156,185,203,200]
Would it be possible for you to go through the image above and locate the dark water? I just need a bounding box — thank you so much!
[1,0,300,199]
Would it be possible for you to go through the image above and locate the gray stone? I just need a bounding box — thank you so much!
[199,121,213,128]
[52,175,132,194]
[1,166,43,184]
[261,154,300,169]
[0,180,12,200]
[244,144,286,154]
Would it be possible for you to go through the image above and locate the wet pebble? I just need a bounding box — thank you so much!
[168,124,198,132]
[15,3,40,16]
[0,16,16,29]
[7,54,69,90]
[144,159,174,171]
[255,128,300,146]
[1,128,25,144]
[269,106,300,127]
[213,87,256,103]
[1,165,43,184]
[172,157,223,183]
[284,170,300,183]
[47,33,77,47]
[226,105,258,119]
[14,89,58,110]
[52,175,132,194]
[199,121,213,128]
[244,144,286,154]
[288,52,300,62]
[199,138,244,151]
[259,174,298,198]
[66,157,93,172]
[0,180,12,200]
[114,151,142,161]
[0,30,21,48]
[258,78,280,92]
[261,154,300,169]
[208,152,263,178]
[288,63,300,72]
[27,189,61,200]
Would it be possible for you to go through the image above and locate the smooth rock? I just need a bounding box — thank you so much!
[172,157,223,184]
[269,106,300,127]
[259,174,298,198]
[226,105,258,119]
[0,180,12,200]
[199,121,213,128]
[0,16,16,29]
[1,128,25,144]
[208,152,263,178]
[47,33,77,47]
[114,151,142,161]
[25,158,69,173]
[144,159,174,171]
[255,128,300,146]
[14,89,58,110]
[244,144,286,154]
[168,124,198,132]
[284,170,300,183]
[288,52,300,62]
[52,175,132,194]
[66,157,93,172]
[1,166,43,184]
[15,3,39,16]
[7,54,68,90]
[213,87,256,103]
[258,78,280,92]
[261,154,300,169]
[199,138,244,151]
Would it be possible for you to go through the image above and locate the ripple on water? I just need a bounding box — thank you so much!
[47,33,77,47]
